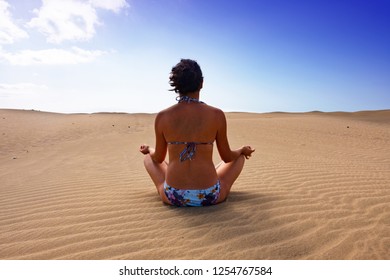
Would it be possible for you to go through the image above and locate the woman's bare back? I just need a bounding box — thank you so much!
[158,102,222,189]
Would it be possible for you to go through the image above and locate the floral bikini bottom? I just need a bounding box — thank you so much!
[163,180,221,207]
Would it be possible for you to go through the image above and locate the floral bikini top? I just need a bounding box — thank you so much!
[168,95,214,162]
[167,141,214,162]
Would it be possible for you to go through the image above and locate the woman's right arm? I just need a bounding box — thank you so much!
[139,112,167,163]
[215,110,255,162]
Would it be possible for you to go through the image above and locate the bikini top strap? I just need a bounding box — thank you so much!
[167,141,214,162]
[167,141,214,145]
[180,142,196,162]
[176,95,205,104]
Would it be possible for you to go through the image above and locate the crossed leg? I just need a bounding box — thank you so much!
[143,153,246,205]
[143,154,171,204]
[215,155,246,203]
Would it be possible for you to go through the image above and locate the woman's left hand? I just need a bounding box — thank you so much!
[241,145,255,159]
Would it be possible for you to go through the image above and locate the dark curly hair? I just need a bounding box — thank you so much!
[169,59,203,95]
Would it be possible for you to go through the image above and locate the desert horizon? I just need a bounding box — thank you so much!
[1,108,389,260]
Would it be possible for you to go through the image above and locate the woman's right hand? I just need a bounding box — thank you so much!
[139,144,150,155]
[241,145,255,159]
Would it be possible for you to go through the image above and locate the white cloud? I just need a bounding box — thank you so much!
[0,0,29,44]
[89,0,129,13]
[27,0,99,44]
[0,0,127,66]
[0,82,50,111]
[26,0,129,44]
[0,82,48,94]
[0,47,106,65]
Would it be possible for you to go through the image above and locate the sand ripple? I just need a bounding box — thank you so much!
[1,109,389,259]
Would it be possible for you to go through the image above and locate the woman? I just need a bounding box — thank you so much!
[140,59,255,206]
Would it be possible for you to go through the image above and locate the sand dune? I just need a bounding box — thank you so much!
[0,109,389,259]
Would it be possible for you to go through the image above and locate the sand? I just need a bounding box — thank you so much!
[0,109,389,260]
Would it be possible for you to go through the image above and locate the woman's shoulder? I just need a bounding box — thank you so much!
[156,104,176,117]
[206,104,224,114]
[155,105,179,125]
[156,103,225,122]
[204,104,225,120]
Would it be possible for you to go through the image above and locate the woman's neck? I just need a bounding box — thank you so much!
[181,91,199,100]
[176,90,205,104]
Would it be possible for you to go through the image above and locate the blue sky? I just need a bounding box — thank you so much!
[0,0,389,113]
